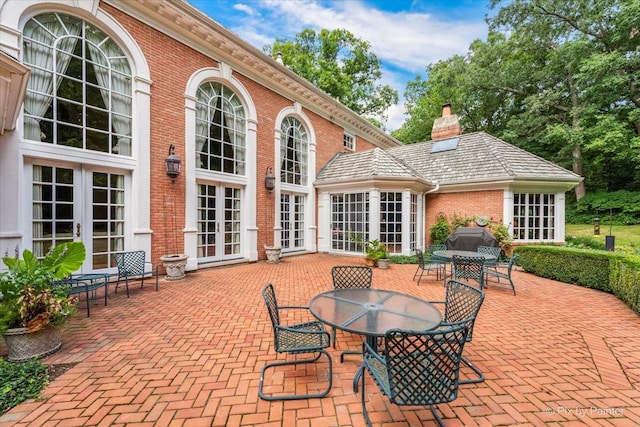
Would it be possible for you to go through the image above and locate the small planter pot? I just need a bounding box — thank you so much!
[264,245,282,263]
[377,258,390,269]
[160,254,189,280]
[3,325,62,362]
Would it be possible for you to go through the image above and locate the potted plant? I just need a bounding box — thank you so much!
[0,242,85,361]
[365,239,389,269]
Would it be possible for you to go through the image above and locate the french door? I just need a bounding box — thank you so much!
[280,192,305,253]
[30,162,126,272]
[196,183,242,262]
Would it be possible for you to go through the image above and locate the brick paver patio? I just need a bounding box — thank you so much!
[2,253,639,426]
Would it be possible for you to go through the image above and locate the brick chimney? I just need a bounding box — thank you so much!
[430,103,461,141]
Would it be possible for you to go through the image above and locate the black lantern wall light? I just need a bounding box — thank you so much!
[165,144,181,184]
[265,166,276,191]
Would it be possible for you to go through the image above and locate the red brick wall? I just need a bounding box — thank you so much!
[425,190,504,245]
[103,5,384,261]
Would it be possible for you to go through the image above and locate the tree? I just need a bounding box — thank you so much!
[397,0,640,198]
[265,29,398,121]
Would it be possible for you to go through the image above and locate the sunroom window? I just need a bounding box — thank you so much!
[280,117,307,185]
[513,193,556,240]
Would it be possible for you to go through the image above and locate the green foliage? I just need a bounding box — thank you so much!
[265,28,398,120]
[565,235,605,251]
[364,239,388,260]
[0,358,48,415]
[488,222,513,248]
[0,242,85,334]
[450,213,473,230]
[566,191,640,225]
[399,0,640,196]
[388,254,417,264]
[430,215,451,245]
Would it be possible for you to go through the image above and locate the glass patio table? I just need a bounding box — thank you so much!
[309,288,442,391]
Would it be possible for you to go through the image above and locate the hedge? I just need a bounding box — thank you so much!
[515,245,640,314]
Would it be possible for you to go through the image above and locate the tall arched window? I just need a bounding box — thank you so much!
[280,116,307,185]
[195,82,246,175]
[22,12,132,155]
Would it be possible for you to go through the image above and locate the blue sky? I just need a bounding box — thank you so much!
[186,0,492,131]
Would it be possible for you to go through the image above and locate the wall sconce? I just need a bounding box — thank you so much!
[265,166,275,191]
[165,144,181,184]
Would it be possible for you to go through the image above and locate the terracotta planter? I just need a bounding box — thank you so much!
[160,254,188,280]
[3,325,62,362]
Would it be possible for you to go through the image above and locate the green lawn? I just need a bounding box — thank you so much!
[565,223,640,254]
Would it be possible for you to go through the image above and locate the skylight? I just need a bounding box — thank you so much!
[431,137,460,153]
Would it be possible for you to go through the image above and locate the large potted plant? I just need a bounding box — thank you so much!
[0,242,85,361]
[365,239,389,269]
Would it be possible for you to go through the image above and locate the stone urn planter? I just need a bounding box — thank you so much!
[377,258,390,269]
[160,254,188,280]
[264,245,282,263]
[3,325,62,362]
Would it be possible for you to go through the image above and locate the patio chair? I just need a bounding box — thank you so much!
[259,283,333,401]
[452,254,485,290]
[477,245,501,268]
[430,280,486,384]
[413,248,445,284]
[484,253,519,295]
[360,322,469,427]
[113,251,159,297]
[331,265,373,361]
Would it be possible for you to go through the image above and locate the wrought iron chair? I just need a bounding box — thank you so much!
[484,253,519,295]
[452,254,485,290]
[360,322,469,427]
[477,245,502,273]
[413,248,445,284]
[259,283,333,401]
[431,280,486,384]
[331,265,373,361]
[113,251,159,297]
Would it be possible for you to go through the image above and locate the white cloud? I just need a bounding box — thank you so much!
[212,0,488,131]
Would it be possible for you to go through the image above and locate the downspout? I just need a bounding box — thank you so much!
[422,182,439,247]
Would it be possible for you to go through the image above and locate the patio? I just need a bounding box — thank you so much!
[2,253,639,426]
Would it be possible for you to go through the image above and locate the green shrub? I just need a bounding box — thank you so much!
[565,235,605,250]
[566,190,640,225]
[430,215,450,245]
[0,358,48,414]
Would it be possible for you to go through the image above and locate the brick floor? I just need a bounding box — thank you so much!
[2,253,639,426]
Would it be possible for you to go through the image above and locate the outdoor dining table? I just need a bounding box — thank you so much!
[432,249,497,283]
[309,288,442,392]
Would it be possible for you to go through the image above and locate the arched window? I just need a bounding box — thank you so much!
[22,12,132,155]
[195,82,246,175]
[280,116,307,185]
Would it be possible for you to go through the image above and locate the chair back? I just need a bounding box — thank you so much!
[382,323,469,406]
[113,251,146,276]
[506,253,519,271]
[414,249,426,269]
[452,254,485,285]
[262,283,280,330]
[443,280,485,341]
[331,266,372,289]
[428,244,447,255]
[477,245,501,259]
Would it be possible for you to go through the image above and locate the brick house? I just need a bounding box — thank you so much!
[0,0,581,274]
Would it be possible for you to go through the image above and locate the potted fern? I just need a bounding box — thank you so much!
[0,242,85,361]
[365,239,389,269]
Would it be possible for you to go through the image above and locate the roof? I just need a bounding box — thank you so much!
[316,131,582,189]
[315,148,429,186]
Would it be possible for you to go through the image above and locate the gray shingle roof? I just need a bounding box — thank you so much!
[316,131,582,187]
[315,147,427,184]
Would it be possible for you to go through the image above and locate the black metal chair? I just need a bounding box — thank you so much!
[452,254,486,290]
[259,283,332,401]
[360,323,469,427]
[331,265,373,361]
[413,248,445,284]
[113,251,158,297]
[431,280,486,385]
[477,245,502,274]
[484,253,519,295]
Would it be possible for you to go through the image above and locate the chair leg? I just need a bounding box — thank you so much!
[258,350,332,401]
[430,404,446,427]
[361,362,373,427]
[459,355,485,384]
